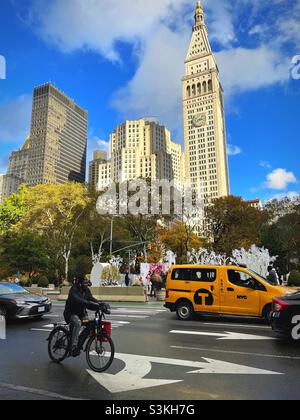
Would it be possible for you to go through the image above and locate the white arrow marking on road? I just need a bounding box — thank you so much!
[87,352,282,394]
[170,330,275,340]
[87,353,182,394]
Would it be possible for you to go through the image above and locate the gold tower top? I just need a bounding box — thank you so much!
[195,1,203,14]
[194,1,205,26]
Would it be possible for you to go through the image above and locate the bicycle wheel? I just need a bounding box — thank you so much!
[86,335,115,373]
[48,326,70,363]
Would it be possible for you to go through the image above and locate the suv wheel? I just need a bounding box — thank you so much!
[176,301,194,321]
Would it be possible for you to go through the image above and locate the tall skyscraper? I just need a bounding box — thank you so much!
[25,83,88,186]
[89,118,184,191]
[182,2,230,200]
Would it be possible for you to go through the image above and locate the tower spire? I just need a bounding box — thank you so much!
[194,1,205,26]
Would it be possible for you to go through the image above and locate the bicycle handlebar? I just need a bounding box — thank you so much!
[96,303,111,316]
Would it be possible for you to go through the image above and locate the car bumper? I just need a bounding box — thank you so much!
[164,302,176,312]
[271,311,292,337]
[13,303,52,319]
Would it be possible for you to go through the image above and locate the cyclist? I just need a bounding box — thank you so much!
[64,275,103,357]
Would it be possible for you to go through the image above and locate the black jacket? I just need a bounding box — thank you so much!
[64,285,100,323]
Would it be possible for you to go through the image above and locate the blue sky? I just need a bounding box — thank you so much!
[0,0,299,202]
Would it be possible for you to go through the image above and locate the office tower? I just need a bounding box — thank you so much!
[182,2,230,200]
[26,83,88,185]
[104,118,184,189]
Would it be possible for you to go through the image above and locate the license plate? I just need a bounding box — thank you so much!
[38,307,45,313]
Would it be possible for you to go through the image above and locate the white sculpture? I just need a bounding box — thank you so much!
[188,246,277,278]
[164,250,177,268]
[188,248,230,265]
[231,246,277,277]
[90,263,110,287]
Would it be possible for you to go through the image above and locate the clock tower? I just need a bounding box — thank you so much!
[183,1,230,200]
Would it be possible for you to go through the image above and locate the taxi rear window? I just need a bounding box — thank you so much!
[171,268,216,282]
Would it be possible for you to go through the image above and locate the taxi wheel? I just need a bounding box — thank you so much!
[176,301,194,321]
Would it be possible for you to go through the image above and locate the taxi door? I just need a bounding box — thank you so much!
[220,268,260,316]
[189,267,220,313]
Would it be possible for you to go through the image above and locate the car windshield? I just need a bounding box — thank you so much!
[248,270,272,285]
[0,284,28,296]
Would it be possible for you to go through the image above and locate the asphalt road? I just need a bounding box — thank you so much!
[1,302,300,400]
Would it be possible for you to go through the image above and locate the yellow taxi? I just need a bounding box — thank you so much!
[164,264,294,322]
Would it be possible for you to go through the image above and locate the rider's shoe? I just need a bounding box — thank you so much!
[71,347,81,357]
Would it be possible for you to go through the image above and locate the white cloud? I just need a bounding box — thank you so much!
[28,0,191,61]
[0,94,32,144]
[227,144,242,156]
[264,168,297,190]
[259,161,272,169]
[112,24,189,138]
[216,46,290,96]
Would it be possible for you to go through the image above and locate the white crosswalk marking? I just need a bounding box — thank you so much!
[30,306,163,333]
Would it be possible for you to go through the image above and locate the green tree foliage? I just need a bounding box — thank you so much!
[262,199,300,274]
[15,183,90,281]
[0,232,51,276]
[288,270,300,287]
[0,184,27,234]
[204,196,263,255]
[158,222,204,263]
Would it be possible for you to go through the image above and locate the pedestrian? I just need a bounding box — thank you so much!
[276,267,283,285]
[267,266,280,286]
[125,271,130,287]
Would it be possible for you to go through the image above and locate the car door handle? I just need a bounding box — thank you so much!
[227,288,235,292]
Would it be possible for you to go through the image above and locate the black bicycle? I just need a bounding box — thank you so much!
[47,304,115,373]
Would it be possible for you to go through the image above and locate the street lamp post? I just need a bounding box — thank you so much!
[110,217,114,256]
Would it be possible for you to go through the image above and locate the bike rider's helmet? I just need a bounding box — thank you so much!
[74,275,91,288]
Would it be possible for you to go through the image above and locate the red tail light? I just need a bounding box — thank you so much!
[165,290,170,299]
[273,298,289,312]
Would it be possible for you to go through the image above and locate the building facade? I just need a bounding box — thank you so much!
[91,118,184,191]
[26,83,88,186]
[0,174,23,203]
[244,199,263,210]
[89,151,111,191]
[182,2,230,200]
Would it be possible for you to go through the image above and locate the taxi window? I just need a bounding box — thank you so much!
[191,269,216,282]
[171,268,191,281]
[228,270,254,288]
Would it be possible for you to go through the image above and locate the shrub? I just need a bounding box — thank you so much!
[288,270,300,287]
[31,277,38,285]
[37,276,49,288]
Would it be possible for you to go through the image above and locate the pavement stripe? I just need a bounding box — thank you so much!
[0,382,86,400]
[202,322,270,330]
[170,346,300,361]
[31,329,52,332]
[108,315,149,319]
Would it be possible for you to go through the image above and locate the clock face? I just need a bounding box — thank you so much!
[192,113,207,128]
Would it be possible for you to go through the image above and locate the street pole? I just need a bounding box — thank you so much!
[129,250,131,274]
[110,217,114,256]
